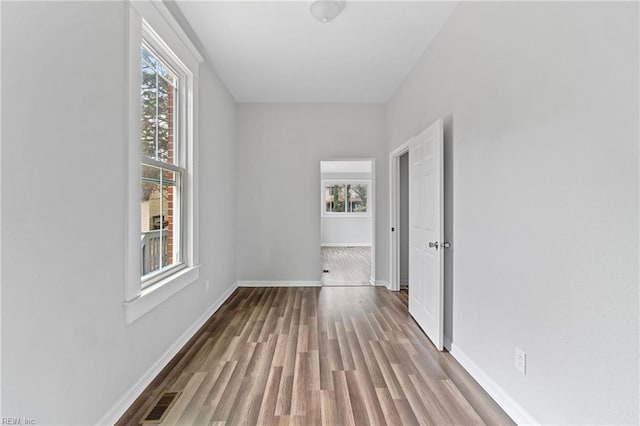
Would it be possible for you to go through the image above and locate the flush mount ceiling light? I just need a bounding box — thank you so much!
[310,0,345,23]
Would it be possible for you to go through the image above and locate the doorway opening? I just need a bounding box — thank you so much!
[399,152,409,293]
[320,159,375,286]
[390,144,410,294]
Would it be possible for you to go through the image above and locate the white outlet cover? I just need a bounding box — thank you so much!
[515,347,526,374]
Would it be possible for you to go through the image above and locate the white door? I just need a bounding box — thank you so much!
[408,119,444,350]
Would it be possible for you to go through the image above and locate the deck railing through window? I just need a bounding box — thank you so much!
[141,230,168,276]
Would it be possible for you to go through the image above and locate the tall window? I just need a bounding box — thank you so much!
[125,3,201,324]
[323,182,369,215]
[139,40,185,285]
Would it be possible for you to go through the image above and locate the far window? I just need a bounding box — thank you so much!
[323,182,369,214]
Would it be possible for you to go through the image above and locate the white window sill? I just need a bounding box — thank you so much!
[322,213,372,218]
[124,265,200,324]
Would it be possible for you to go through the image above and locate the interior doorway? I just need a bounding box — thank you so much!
[320,160,375,286]
[399,152,409,292]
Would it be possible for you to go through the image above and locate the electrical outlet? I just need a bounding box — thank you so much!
[515,347,526,374]
[205,280,210,293]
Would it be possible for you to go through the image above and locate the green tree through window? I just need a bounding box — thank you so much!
[324,183,368,214]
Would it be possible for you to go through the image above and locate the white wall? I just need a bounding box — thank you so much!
[387,2,639,424]
[321,171,372,246]
[1,2,237,423]
[236,104,387,283]
[321,216,371,246]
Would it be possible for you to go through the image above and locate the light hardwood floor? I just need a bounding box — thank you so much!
[321,247,371,286]
[117,287,514,425]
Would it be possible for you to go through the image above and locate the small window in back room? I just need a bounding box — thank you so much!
[324,183,368,214]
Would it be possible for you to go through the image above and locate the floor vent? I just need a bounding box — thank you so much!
[140,391,181,424]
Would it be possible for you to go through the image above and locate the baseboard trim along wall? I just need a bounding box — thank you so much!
[95,282,238,426]
[450,344,538,426]
[320,243,372,247]
[237,281,321,287]
[239,280,389,289]
[375,280,390,288]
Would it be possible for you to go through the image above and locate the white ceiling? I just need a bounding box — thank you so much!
[321,160,372,174]
[177,1,457,103]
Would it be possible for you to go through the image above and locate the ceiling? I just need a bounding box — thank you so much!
[177,1,457,103]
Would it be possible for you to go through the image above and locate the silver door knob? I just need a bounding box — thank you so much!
[428,241,439,249]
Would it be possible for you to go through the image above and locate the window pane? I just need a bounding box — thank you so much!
[162,171,179,270]
[141,164,181,280]
[141,60,157,160]
[141,46,178,165]
[141,176,162,276]
[348,184,367,213]
[325,185,345,212]
[141,46,157,68]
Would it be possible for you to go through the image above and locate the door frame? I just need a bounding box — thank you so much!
[319,158,376,285]
[389,139,412,292]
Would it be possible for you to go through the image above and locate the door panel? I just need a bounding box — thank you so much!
[408,119,444,350]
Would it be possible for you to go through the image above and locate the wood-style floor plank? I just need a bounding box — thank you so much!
[116,287,514,425]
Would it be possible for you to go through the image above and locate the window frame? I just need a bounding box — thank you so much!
[139,40,186,287]
[124,1,203,324]
[321,179,371,217]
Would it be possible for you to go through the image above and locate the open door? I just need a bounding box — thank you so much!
[408,119,444,350]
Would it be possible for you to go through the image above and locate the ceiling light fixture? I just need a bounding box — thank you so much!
[310,0,344,23]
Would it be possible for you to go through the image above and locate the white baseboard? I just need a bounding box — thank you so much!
[95,282,238,426]
[449,344,538,425]
[237,281,321,287]
[374,280,390,289]
[320,243,372,247]
[400,279,408,286]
